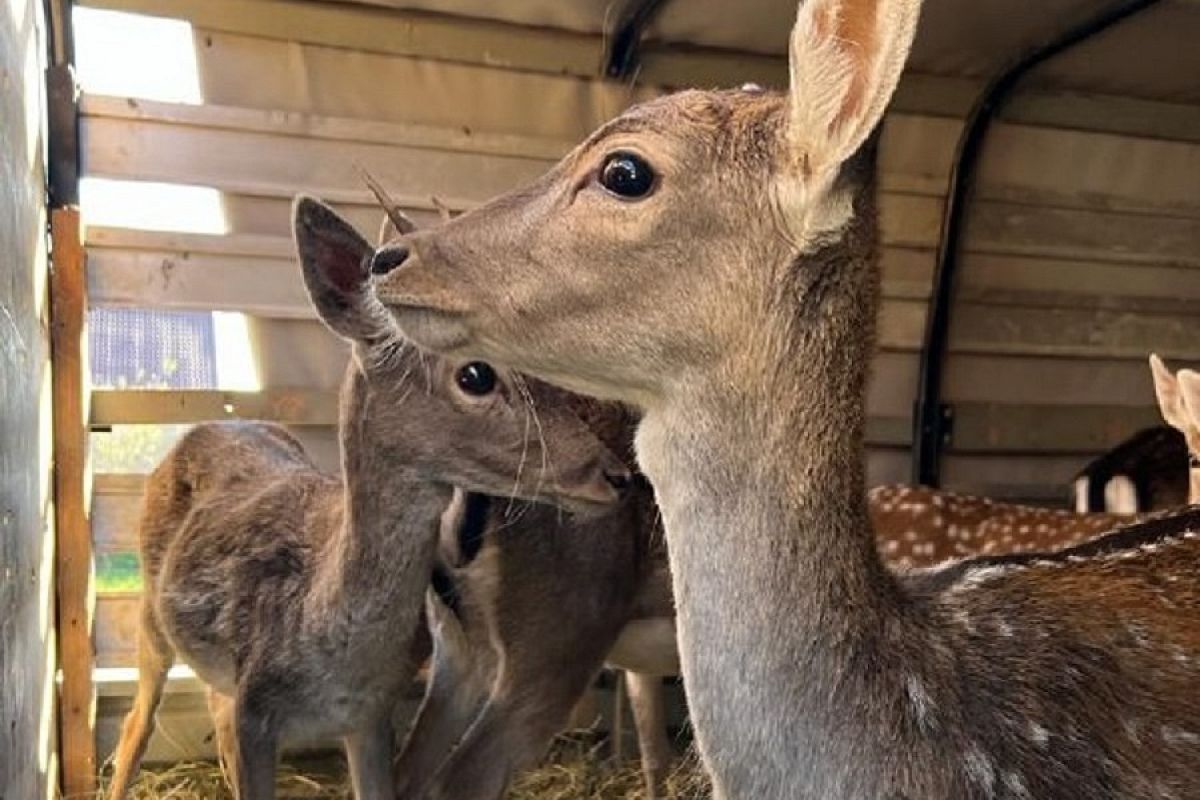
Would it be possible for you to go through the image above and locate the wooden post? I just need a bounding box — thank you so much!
[51,206,97,798]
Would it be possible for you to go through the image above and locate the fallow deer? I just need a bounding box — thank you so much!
[395,479,1146,799]
[1149,353,1200,506]
[364,0,1200,794]
[104,198,631,800]
[1070,426,1186,513]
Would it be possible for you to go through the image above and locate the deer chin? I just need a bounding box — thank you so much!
[383,301,475,356]
[554,482,625,518]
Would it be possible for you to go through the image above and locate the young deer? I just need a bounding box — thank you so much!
[1070,426,1187,513]
[392,396,670,800]
[1149,352,1200,505]
[869,484,1139,567]
[394,469,1146,799]
[365,0,1200,794]
[105,198,631,800]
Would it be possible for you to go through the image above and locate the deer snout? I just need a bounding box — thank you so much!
[558,456,633,515]
[371,243,410,275]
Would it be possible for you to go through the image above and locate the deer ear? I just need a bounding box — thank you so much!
[784,0,921,179]
[1150,353,1188,432]
[293,195,386,342]
[1176,369,1200,430]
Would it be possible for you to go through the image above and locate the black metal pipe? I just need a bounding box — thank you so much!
[603,0,670,79]
[911,0,1165,487]
[44,0,79,208]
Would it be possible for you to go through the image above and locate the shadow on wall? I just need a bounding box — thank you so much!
[0,0,58,798]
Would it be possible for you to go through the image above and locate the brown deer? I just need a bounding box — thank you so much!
[1070,426,1186,513]
[393,476,1146,800]
[1149,353,1200,505]
[868,484,1139,567]
[104,198,632,800]
[363,0,1200,793]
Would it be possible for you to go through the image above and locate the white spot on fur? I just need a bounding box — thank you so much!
[1004,771,1031,799]
[1162,725,1200,745]
[963,745,996,792]
[905,674,935,733]
[1028,721,1050,748]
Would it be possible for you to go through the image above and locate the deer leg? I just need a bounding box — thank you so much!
[207,689,238,790]
[395,592,494,798]
[625,671,673,799]
[107,603,175,799]
[345,714,397,800]
[231,691,280,800]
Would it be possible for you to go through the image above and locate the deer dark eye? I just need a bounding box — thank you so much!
[456,362,497,396]
[600,152,655,199]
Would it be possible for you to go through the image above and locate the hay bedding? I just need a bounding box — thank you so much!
[97,735,711,800]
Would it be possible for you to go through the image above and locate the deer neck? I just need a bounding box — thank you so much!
[634,180,906,794]
[313,363,447,619]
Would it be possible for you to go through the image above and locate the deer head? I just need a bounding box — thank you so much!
[293,196,632,514]
[1149,352,1200,503]
[371,0,921,411]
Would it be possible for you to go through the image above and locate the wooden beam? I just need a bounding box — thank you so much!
[51,207,97,798]
[90,388,340,426]
[80,93,577,161]
[76,0,1200,142]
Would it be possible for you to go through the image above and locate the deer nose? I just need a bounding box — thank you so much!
[371,244,410,275]
[604,466,633,493]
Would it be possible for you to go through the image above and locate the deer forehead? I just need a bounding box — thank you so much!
[579,90,785,175]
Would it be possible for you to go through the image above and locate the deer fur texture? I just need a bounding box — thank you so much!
[367,0,1200,795]
[105,198,630,800]
[405,475,1151,800]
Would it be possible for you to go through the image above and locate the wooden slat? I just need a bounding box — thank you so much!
[90,388,340,426]
[82,93,577,160]
[81,114,554,209]
[965,201,1200,269]
[75,0,1200,145]
[51,206,97,797]
[80,107,955,204]
[85,229,934,316]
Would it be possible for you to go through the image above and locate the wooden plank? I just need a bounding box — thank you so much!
[94,593,139,669]
[965,201,1200,269]
[81,93,578,161]
[81,0,607,78]
[50,206,97,798]
[93,476,144,554]
[86,247,310,319]
[86,229,934,316]
[978,122,1200,219]
[90,388,340,426]
[81,114,555,209]
[80,111,954,205]
[74,0,1200,145]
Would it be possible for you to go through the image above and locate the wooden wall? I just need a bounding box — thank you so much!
[0,0,58,796]
[75,0,1200,764]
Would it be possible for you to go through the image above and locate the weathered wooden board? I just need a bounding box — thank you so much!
[86,234,935,316]
[78,0,1200,146]
[0,2,57,796]
[90,388,340,426]
[51,208,97,798]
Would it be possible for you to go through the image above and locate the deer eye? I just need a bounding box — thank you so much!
[456,362,497,396]
[599,152,655,199]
